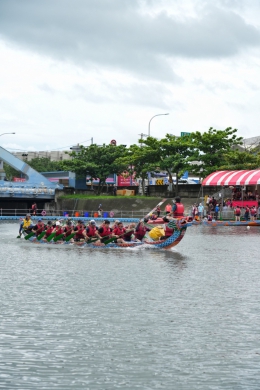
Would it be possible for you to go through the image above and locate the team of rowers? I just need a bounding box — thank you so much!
[19,214,176,245]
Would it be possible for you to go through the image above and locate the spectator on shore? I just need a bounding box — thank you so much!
[31,202,37,216]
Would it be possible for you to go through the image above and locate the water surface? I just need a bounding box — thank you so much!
[0,222,260,389]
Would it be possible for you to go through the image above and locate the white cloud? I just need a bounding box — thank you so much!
[0,0,260,153]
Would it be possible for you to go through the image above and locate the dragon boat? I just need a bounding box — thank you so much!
[191,219,260,227]
[146,217,260,227]
[21,220,188,250]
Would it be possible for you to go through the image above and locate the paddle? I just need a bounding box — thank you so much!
[24,228,42,240]
[65,232,76,242]
[37,230,47,240]
[46,232,57,242]
[53,233,65,242]
[104,229,134,245]
[141,199,167,221]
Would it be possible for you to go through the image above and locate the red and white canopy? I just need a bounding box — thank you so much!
[202,170,260,186]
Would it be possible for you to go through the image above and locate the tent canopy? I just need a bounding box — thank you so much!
[202,170,260,186]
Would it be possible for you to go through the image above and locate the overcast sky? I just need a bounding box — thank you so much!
[0,0,260,153]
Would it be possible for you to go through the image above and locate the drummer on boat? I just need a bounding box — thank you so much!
[18,213,33,237]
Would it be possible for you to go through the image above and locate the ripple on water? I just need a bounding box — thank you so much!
[0,222,260,389]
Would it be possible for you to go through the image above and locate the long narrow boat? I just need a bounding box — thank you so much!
[21,219,188,250]
[191,219,260,227]
[146,217,260,227]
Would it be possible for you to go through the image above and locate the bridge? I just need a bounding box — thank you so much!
[0,146,63,199]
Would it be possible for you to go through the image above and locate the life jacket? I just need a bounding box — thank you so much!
[173,203,184,217]
[251,208,256,216]
[74,227,85,240]
[22,218,32,229]
[235,207,241,215]
[135,224,146,240]
[64,226,73,237]
[55,227,64,237]
[113,226,126,237]
[87,225,97,237]
[99,225,111,238]
[45,227,53,238]
[35,223,45,236]
[165,205,172,213]
[245,207,249,214]
[123,228,134,241]
[149,227,165,240]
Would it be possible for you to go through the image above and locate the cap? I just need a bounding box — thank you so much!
[38,219,42,222]
[56,221,61,226]
[90,220,95,224]
[26,214,31,217]
[47,221,52,225]
[104,220,110,224]
[78,220,83,224]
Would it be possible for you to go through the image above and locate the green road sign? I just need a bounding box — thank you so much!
[180,132,191,137]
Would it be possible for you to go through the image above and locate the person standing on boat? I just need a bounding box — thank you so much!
[18,214,33,237]
[165,203,172,216]
[250,206,257,221]
[156,205,161,218]
[234,205,241,221]
[172,197,184,218]
[244,205,250,221]
[214,204,220,220]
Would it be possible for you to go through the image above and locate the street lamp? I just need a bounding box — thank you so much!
[0,132,15,137]
[148,113,169,136]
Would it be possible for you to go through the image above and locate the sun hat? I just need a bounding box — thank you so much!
[26,213,31,217]
[90,220,95,224]
[56,221,61,226]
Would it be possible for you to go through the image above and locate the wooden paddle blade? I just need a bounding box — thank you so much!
[46,232,56,242]
[53,233,64,242]
[104,237,117,245]
[37,231,47,241]
[24,232,35,240]
[65,232,76,242]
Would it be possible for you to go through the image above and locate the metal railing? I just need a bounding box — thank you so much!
[0,209,153,219]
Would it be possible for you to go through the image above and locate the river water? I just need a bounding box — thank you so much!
[0,221,260,389]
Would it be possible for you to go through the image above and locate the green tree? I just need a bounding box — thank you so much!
[220,149,260,170]
[188,127,243,177]
[60,144,129,194]
[135,134,193,194]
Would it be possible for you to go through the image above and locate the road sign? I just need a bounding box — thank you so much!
[180,132,191,137]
